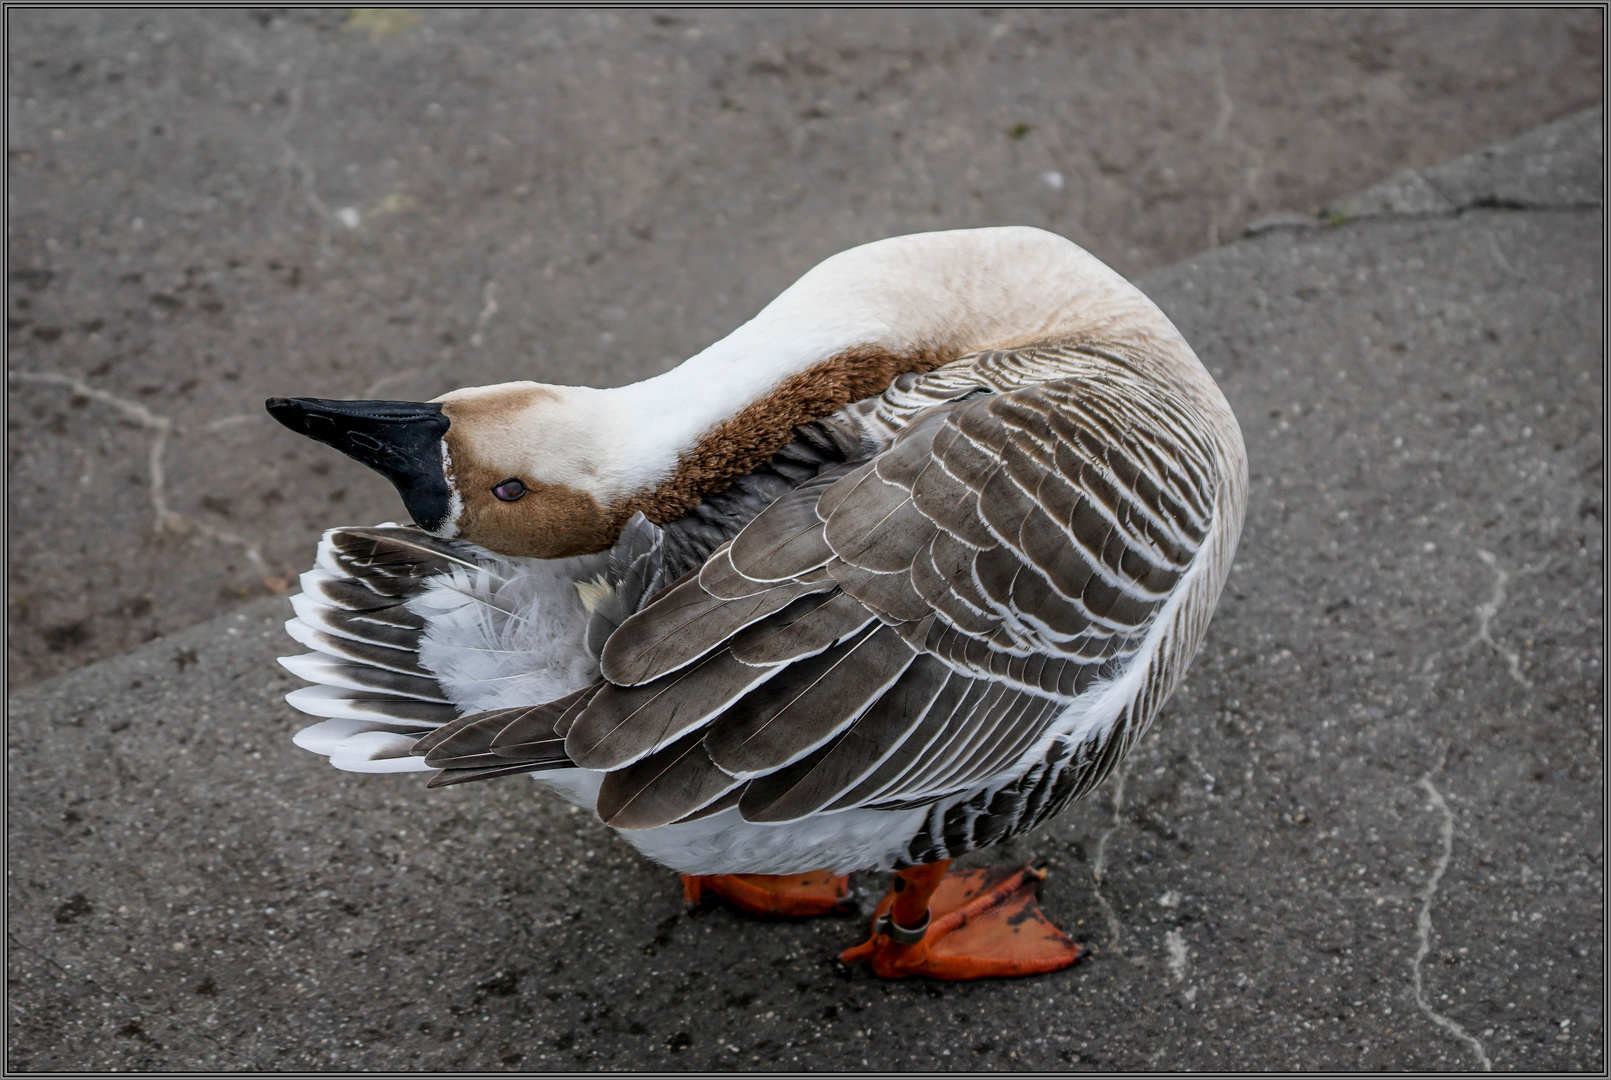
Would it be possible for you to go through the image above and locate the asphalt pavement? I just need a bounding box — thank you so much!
[7,110,1602,1072]
[7,8,1603,688]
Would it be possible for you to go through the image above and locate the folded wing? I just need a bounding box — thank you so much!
[463,347,1224,828]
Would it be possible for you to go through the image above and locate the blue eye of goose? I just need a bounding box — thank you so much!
[492,478,527,502]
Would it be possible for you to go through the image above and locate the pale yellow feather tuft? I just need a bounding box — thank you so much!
[573,573,614,614]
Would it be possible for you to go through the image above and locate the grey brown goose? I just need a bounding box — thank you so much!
[267,226,1246,979]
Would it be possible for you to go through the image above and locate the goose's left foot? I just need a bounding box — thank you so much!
[681,871,852,918]
[839,860,1084,980]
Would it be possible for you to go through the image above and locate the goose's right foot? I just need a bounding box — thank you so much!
[839,861,1084,980]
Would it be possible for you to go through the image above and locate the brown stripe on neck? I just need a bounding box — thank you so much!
[614,343,957,527]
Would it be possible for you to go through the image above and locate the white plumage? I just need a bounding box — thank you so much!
[410,552,605,713]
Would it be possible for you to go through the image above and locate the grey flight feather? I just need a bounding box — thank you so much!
[566,648,780,771]
[735,653,954,823]
[727,590,876,666]
[596,728,744,830]
[598,571,834,687]
[702,622,917,778]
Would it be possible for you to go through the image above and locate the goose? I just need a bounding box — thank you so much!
[266,225,1246,980]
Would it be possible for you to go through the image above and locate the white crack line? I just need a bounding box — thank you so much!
[1471,549,1548,687]
[1472,550,1522,685]
[10,370,276,581]
[203,412,268,432]
[1202,34,1264,249]
[470,280,499,348]
[11,370,177,526]
[1204,47,1233,248]
[1090,762,1143,965]
[1411,753,1492,1072]
[1423,550,1549,687]
[283,143,333,265]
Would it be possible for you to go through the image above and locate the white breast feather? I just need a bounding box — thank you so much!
[409,550,610,715]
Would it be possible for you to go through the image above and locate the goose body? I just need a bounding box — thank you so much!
[274,226,1246,881]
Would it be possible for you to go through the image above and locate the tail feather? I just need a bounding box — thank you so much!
[278,652,451,702]
[299,570,426,625]
[329,731,435,773]
[282,525,621,777]
[284,685,456,726]
[288,591,424,649]
[284,618,434,678]
[282,525,487,774]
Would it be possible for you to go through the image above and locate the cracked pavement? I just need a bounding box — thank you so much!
[8,105,1602,1070]
[6,8,1604,688]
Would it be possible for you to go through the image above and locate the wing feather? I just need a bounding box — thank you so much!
[827,678,991,808]
[728,590,876,666]
[414,706,566,769]
[735,654,953,822]
[703,623,916,778]
[724,465,854,582]
[596,728,744,830]
[492,684,601,754]
[599,572,832,686]
[566,648,778,770]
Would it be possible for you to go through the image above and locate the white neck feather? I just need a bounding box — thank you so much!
[594,226,1190,495]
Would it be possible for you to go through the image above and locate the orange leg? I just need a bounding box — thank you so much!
[681,870,852,918]
[840,860,1085,980]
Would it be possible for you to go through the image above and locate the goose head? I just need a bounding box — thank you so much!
[267,381,631,559]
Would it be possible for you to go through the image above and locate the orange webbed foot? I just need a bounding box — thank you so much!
[840,863,1085,980]
[680,870,852,918]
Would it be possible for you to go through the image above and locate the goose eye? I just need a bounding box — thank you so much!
[491,478,527,502]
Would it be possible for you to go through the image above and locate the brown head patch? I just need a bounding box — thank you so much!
[449,456,618,559]
[439,387,616,559]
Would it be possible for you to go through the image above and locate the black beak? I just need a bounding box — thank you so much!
[265,397,454,532]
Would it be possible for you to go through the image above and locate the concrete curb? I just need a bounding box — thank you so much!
[1242,105,1602,235]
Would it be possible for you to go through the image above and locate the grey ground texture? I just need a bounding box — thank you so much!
[6,9,1606,1075]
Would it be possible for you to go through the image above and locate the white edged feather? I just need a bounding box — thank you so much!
[313,522,407,575]
[283,685,444,727]
[325,730,433,773]
[283,616,336,656]
[286,591,411,646]
[281,616,424,677]
[276,652,450,702]
[292,716,428,754]
[296,568,343,602]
